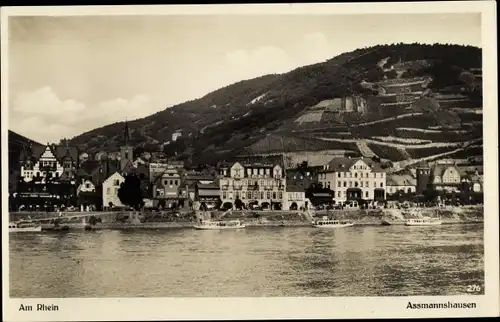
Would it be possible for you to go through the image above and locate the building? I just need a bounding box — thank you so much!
[430,163,462,192]
[76,178,97,211]
[15,142,79,210]
[218,161,286,210]
[102,171,125,209]
[284,183,309,210]
[152,166,181,200]
[318,157,386,203]
[195,181,220,208]
[386,174,417,195]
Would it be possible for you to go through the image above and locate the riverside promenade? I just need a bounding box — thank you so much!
[9,205,484,230]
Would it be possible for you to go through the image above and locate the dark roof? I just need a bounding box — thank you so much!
[321,157,384,173]
[432,164,461,177]
[286,185,305,192]
[312,192,332,197]
[30,144,79,163]
[387,174,416,186]
[197,182,219,189]
[198,190,220,197]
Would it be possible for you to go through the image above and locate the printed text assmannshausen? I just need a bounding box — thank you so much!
[407,301,476,309]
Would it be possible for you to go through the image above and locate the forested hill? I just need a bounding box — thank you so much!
[68,43,483,167]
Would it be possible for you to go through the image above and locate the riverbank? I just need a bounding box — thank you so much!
[11,206,483,230]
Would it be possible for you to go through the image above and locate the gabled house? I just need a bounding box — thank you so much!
[102,171,125,209]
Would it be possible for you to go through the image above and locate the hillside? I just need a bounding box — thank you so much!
[68,43,483,168]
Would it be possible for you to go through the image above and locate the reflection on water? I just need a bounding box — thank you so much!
[10,225,484,297]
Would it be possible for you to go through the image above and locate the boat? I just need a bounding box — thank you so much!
[9,221,42,232]
[312,218,355,228]
[405,217,443,226]
[193,219,246,230]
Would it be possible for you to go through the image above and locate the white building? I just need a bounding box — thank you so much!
[218,162,286,209]
[318,157,386,203]
[77,179,96,194]
[102,172,125,209]
[284,185,309,210]
[21,145,64,182]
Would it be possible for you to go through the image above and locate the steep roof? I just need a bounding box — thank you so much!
[432,164,461,177]
[387,174,416,186]
[321,157,384,173]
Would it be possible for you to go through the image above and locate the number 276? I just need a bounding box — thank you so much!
[467,285,482,292]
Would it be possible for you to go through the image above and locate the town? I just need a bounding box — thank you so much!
[8,121,483,216]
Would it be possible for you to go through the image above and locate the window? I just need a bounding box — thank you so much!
[366,181,369,187]
[337,191,341,197]
[338,173,341,178]
[107,187,111,194]
[360,182,363,187]
[355,182,359,187]
[236,191,240,199]
[327,182,331,188]
[272,192,277,199]
[267,191,271,199]
[365,191,369,198]
[85,183,90,188]
[380,182,384,188]
[354,172,358,178]
[343,181,347,187]
[338,181,341,188]
[169,180,173,185]
[223,192,227,199]
[260,191,264,199]
[247,191,251,199]
[174,180,178,185]
[349,181,353,188]
[278,191,283,199]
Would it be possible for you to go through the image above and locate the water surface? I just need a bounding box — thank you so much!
[10,224,484,297]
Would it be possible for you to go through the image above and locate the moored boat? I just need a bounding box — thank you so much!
[9,221,42,233]
[193,219,245,230]
[312,218,355,228]
[405,217,442,226]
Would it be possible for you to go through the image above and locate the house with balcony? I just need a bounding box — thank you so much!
[152,166,181,208]
[218,161,286,210]
[318,157,386,203]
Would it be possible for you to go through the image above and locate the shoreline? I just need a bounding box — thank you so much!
[36,219,484,231]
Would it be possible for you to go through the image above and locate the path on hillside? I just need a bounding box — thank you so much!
[387,138,482,173]
[356,140,378,158]
[317,136,464,149]
[288,113,425,134]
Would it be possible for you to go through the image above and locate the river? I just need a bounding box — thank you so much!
[9,224,484,297]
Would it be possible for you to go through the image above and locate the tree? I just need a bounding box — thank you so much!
[117,174,144,210]
[235,197,243,210]
[215,197,222,210]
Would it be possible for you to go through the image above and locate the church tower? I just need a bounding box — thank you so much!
[120,120,134,171]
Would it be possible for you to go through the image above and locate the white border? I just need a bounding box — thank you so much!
[1,2,498,321]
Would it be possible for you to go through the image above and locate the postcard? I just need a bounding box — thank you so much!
[1,2,498,321]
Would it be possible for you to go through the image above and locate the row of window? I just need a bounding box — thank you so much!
[220,179,283,187]
[321,180,385,189]
[23,171,60,178]
[162,179,179,186]
[222,191,284,200]
[319,172,385,180]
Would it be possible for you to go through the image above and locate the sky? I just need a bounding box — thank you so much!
[8,13,481,143]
